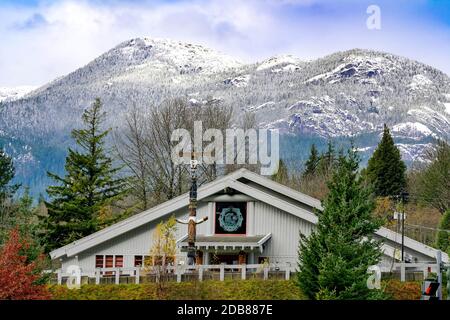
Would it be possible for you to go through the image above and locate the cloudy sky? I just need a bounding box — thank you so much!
[0,0,449,86]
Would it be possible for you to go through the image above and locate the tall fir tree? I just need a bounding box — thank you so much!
[317,141,336,175]
[0,148,20,244]
[298,147,385,300]
[303,144,319,177]
[272,159,289,185]
[436,209,450,254]
[41,98,128,252]
[0,147,19,203]
[366,124,406,197]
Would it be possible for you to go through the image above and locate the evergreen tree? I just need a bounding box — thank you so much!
[317,141,336,175]
[41,98,128,252]
[0,147,19,203]
[436,209,450,253]
[303,144,319,177]
[298,147,385,300]
[366,124,406,197]
[272,159,289,185]
[0,148,20,244]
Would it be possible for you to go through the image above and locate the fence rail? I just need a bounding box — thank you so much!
[49,261,450,285]
[51,263,296,285]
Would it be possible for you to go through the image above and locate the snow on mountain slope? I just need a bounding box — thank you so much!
[224,74,251,87]
[0,86,37,102]
[266,96,374,137]
[408,75,433,91]
[392,122,436,140]
[306,53,398,84]
[396,143,434,163]
[444,103,450,115]
[407,107,450,137]
[119,38,243,75]
[256,55,303,72]
[1,41,450,196]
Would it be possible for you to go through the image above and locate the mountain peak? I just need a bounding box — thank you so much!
[105,37,243,74]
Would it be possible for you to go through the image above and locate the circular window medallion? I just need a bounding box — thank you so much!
[218,206,244,232]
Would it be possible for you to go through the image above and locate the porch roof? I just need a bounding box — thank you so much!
[177,233,272,253]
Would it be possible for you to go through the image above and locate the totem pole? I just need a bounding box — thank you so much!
[176,155,208,265]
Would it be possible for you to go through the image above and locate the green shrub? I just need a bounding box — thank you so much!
[48,279,423,300]
[49,279,306,300]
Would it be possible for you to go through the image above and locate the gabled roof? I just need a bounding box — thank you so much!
[50,168,318,259]
[50,168,448,263]
[376,227,448,263]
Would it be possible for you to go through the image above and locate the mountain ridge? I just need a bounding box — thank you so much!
[1,37,449,196]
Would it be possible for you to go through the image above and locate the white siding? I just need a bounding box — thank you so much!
[252,201,315,265]
[61,202,211,273]
[59,197,437,273]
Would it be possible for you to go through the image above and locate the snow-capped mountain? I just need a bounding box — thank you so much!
[0,86,37,102]
[1,38,450,196]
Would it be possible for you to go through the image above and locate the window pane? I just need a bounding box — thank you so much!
[134,255,143,267]
[95,255,104,268]
[115,255,123,268]
[215,202,247,235]
[105,255,114,268]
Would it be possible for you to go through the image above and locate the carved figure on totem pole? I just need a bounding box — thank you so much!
[175,157,208,265]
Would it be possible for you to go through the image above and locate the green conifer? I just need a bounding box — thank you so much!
[436,209,450,253]
[298,147,384,299]
[366,124,406,197]
[41,98,128,252]
[303,144,319,177]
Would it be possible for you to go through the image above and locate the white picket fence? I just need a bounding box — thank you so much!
[53,263,295,285]
[50,262,449,286]
[380,262,441,282]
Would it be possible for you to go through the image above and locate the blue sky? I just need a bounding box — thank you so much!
[1,0,450,86]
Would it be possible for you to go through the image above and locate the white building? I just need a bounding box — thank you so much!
[50,168,448,274]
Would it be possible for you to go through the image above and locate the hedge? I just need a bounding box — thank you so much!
[49,279,307,300]
[48,279,425,300]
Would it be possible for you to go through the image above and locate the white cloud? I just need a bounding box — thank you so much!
[0,0,449,86]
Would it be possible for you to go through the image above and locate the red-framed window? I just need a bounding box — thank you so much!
[105,255,114,268]
[96,255,124,270]
[95,255,104,268]
[115,255,123,268]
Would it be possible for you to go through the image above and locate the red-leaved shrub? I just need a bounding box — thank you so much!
[384,280,422,300]
[0,229,51,300]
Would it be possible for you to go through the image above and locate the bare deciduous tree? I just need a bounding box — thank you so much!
[114,105,150,210]
[116,97,237,211]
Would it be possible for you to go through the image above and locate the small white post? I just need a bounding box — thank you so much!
[423,265,429,280]
[241,265,246,280]
[285,268,290,280]
[95,269,100,285]
[199,267,203,282]
[400,262,406,282]
[263,267,269,280]
[436,250,442,300]
[220,265,225,281]
[115,268,120,284]
[177,266,182,283]
[135,268,140,284]
[57,269,62,285]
